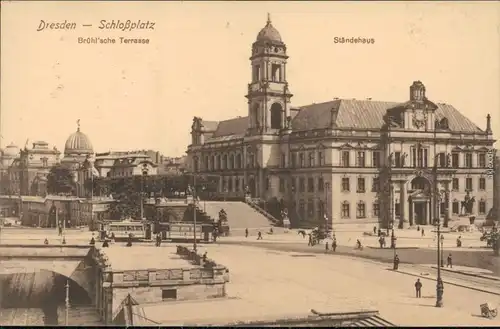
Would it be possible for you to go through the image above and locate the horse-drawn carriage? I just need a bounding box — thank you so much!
[480,303,498,319]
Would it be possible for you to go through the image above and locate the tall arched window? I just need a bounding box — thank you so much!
[253,103,260,128]
[270,103,283,129]
[236,154,242,169]
[357,201,366,219]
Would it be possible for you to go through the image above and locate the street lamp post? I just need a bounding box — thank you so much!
[433,118,444,308]
[65,280,70,325]
[192,174,197,252]
[440,234,445,267]
[140,164,149,220]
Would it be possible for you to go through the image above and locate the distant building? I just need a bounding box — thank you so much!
[159,156,186,175]
[94,151,158,178]
[5,141,61,196]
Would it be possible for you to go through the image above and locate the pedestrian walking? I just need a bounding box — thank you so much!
[245,228,249,238]
[421,229,425,237]
[393,254,400,270]
[257,231,263,240]
[89,237,95,246]
[332,238,337,252]
[202,251,208,262]
[102,239,109,248]
[325,241,329,252]
[447,254,453,268]
[308,234,313,246]
[415,278,422,298]
[379,236,385,249]
[44,238,49,245]
[373,226,377,235]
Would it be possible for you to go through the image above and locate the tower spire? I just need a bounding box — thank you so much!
[77,119,80,132]
[267,13,271,25]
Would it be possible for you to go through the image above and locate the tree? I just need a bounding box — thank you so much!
[107,177,142,220]
[46,165,75,195]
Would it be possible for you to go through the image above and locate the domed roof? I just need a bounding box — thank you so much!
[256,14,282,43]
[64,122,93,155]
[3,142,20,157]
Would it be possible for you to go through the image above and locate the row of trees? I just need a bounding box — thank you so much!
[44,165,220,220]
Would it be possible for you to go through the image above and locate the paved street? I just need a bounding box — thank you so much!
[192,244,500,326]
[219,228,500,277]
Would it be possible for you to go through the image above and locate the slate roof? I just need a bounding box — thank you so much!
[204,99,483,142]
[211,117,249,138]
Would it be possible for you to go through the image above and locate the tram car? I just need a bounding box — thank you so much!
[166,222,212,242]
[99,219,150,241]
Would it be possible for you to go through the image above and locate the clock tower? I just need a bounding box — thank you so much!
[404,81,438,131]
[246,14,293,136]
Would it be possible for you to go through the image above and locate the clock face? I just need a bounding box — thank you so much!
[412,111,426,129]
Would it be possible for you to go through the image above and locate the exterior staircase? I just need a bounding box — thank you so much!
[245,198,280,226]
[196,201,276,235]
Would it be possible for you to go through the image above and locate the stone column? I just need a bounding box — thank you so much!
[445,181,451,227]
[400,181,407,227]
[427,200,431,225]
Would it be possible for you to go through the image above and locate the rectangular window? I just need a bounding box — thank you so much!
[478,153,486,168]
[307,199,314,217]
[438,153,446,168]
[356,202,366,219]
[299,200,305,219]
[479,201,486,214]
[235,178,240,191]
[394,152,402,168]
[341,202,350,218]
[299,153,305,168]
[372,177,380,192]
[372,151,380,167]
[479,177,486,190]
[307,178,314,192]
[309,153,315,167]
[318,178,324,192]
[356,151,366,168]
[253,65,260,81]
[466,177,473,191]
[318,151,325,166]
[465,153,472,168]
[281,154,286,168]
[162,289,177,300]
[291,153,296,168]
[279,178,285,192]
[341,151,350,167]
[452,153,459,168]
[373,203,380,217]
[299,178,305,192]
[452,178,459,191]
[341,178,350,192]
[357,178,365,193]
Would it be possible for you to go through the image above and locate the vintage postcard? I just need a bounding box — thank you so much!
[0,1,499,326]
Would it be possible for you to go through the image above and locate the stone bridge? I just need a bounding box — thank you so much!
[0,245,96,301]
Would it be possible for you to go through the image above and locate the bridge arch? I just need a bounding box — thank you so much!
[0,259,94,304]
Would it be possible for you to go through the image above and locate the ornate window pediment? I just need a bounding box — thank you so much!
[339,143,353,149]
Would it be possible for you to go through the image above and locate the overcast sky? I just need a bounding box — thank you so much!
[1,1,499,156]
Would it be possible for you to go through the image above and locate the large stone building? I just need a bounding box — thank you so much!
[3,141,61,196]
[94,151,158,178]
[186,15,496,228]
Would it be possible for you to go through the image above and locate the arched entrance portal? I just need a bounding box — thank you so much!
[408,176,431,226]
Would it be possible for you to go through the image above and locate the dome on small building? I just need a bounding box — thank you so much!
[64,121,93,156]
[256,14,282,43]
[3,142,20,158]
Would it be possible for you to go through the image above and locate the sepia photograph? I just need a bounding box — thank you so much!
[0,0,499,326]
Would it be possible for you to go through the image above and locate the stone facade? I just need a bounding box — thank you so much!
[92,247,227,325]
[186,16,496,228]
